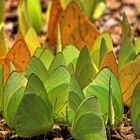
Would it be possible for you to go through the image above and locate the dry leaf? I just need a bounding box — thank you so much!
[46,0,63,52]
[119,56,140,107]
[60,1,100,50]
[100,51,119,79]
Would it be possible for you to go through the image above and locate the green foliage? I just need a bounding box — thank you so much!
[9,62,16,73]
[18,0,43,35]
[45,66,70,122]
[91,32,113,69]
[63,45,79,71]
[72,96,107,140]
[39,48,54,70]
[3,71,27,128]
[131,82,140,137]
[76,0,105,20]
[15,74,53,137]
[25,27,41,54]
[135,37,140,54]
[24,56,48,82]
[118,38,136,69]
[61,0,106,20]
[0,65,4,112]
[84,68,123,125]
[1,42,126,138]
[121,13,131,43]
[118,14,140,69]
[67,76,85,124]
[107,77,115,126]
[0,42,119,138]
[33,47,44,58]
[27,0,43,33]
[18,0,31,36]
[33,47,54,70]
[76,47,98,89]
[118,13,140,69]
[99,38,108,66]
[93,2,106,19]
[0,24,8,57]
[0,0,4,23]
[48,53,66,73]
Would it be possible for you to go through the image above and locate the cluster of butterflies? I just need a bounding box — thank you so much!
[1,1,100,83]
[0,1,138,109]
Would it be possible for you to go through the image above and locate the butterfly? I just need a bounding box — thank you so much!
[0,33,31,84]
[60,1,100,50]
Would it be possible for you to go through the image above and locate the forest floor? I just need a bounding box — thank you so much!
[1,0,140,139]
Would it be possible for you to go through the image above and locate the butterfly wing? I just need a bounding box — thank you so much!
[100,51,119,79]
[6,33,31,72]
[60,1,100,50]
[0,58,10,84]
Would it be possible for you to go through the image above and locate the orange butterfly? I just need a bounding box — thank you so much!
[46,0,63,52]
[60,1,100,50]
[0,33,31,84]
[100,51,119,79]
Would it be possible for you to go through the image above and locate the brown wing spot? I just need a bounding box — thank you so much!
[78,15,81,20]
[68,24,71,28]
[22,60,25,64]
[71,34,75,41]
[94,36,97,40]
[62,15,65,19]
[46,38,50,42]
[26,48,29,52]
